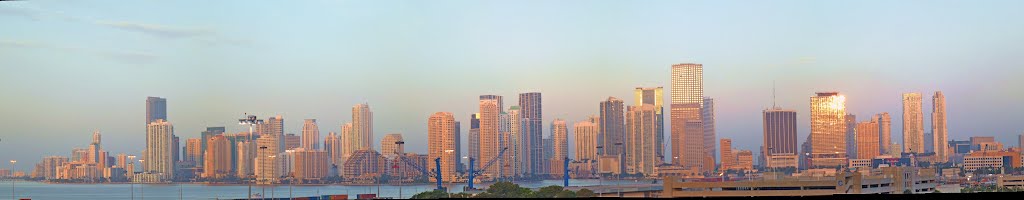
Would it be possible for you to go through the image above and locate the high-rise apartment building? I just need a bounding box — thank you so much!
[428,112,458,182]
[302,119,320,150]
[671,63,705,172]
[469,113,480,161]
[185,138,201,163]
[454,121,462,173]
[480,95,504,111]
[353,104,373,151]
[236,141,255,178]
[625,104,659,175]
[635,87,666,162]
[293,149,329,182]
[702,97,717,168]
[285,134,301,150]
[856,121,880,159]
[877,113,892,155]
[340,123,355,162]
[255,135,281,184]
[763,109,798,168]
[380,133,404,158]
[479,99,501,176]
[199,127,225,165]
[809,92,847,168]
[932,91,948,162]
[599,97,625,157]
[519,92,543,175]
[550,119,568,176]
[145,119,175,181]
[324,132,342,166]
[574,121,598,162]
[203,135,232,179]
[146,97,167,124]
[506,106,524,176]
[903,93,924,154]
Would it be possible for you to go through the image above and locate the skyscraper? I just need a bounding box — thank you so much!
[469,113,480,161]
[255,135,280,184]
[845,114,857,159]
[428,112,458,182]
[809,92,847,168]
[763,108,798,168]
[324,132,342,166]
[285,133,301,150]
[302,119,320,150]
[599,97,625,156]
[185,138,201,163]
[200,127,225,164]
[932,91,948,162]
[671,63,705,171]
[380,133,404,157]
[519,92,543,175]
[145,97,167,124]
[634,87,666,162]
[454,121,462,173]
[903,93,924,154]
[145,119,175,180]
[856,121,880,159]
[340,122,355,163]
[353,103,373,151]
[506,106,524,176]
[549,119,568,176]
[876,113,892,155]
[479,99,501,176]
[292,149,329,182]
[625,104,659,175]
[236,140,255,178]
[203,135,232,179]
[574,121,598,162]
[480,95,504,111]
[720,138,734,170]
[702,97,717,168]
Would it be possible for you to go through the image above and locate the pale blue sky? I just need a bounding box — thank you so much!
[2,0,1024,166]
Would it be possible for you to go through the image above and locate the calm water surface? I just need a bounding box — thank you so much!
[0,179,644,199]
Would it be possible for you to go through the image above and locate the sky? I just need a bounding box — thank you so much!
[2,0,1024,166]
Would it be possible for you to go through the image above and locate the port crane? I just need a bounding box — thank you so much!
[464,147,509,190]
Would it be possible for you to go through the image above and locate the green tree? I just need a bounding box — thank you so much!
[411,190,448,199]
[533,185,565,198]
[449,193,472,198]
[482,181,533,198]
[903,189,912,194]
[555,190,577,198]
[576,188,595,198]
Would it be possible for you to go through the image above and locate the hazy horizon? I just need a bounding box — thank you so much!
[3,0,1024,166]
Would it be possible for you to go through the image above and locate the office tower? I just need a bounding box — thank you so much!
[702,97,717,168]
[87,131,102,164]
[200,127,225,164]
[519,92,543,175]
[381,133,404,157]
[932,91,948,162]
[635,87,666,162]
[454,121,462,173]
[185,138,201,163]
[856,121,880,159]
[340,123,354,162]
[735,150,754,171]
[116,153,128,169]
[145,119,175,180]
[145,97,167,124]
[469,113,480,161]
[428,112,458,182]
[255,135,280,184]
[479,99,501,176]
[324,132,342,166]
[671,63,705,171]
[285,134,301,150]
[293,149,329,182]
[352,104,373,151]
[236,141,255,178]
[599,97,625,157]
[550,119,568,175]
[302,119,320,150]
[809,92,847,168]
[173,135,180,162]
[574,121,598,162]
[625,104,659,175]
[542,138,553,174]
[480,95,504,111]
[902,93,924,154]
[876,113,892,155]
[924,132,934,153]
[498,111,512,177]
[845,114,857,159]
[720,138,734,170]
[763,109,798,168]
[203,135,231,178]
[506,106,523,176]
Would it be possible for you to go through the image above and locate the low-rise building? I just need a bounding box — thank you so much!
[997,175,1024,189]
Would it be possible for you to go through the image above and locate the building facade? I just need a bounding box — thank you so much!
[352,104,373,151]
[763,109,798,168]
[519,92,543,175]
[671,63,705,172]
[902,93,924,154]
[574,121,599,162]
[302,119,320,150]
[931,91,947,162]
[809,92,847,168]
[145,119,175,181]
[428,112,458,182]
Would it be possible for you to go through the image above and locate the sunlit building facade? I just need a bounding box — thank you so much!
[670,63,705,172]
[809,92,847,168]
[574,121,598,162]
[550,119,568,176]
[856,121,880,159]
[380,133,404,158]
[931,91,947,162]
[302,119,320,150]
[428,112,458,182]
[145,119,175,181]
[479,99,501,176]
[353,104,373,151]
[625,104,659,175]
[902,93,924,154]
[203,135,231,179]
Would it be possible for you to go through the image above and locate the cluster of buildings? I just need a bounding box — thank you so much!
[10,62,1024,189]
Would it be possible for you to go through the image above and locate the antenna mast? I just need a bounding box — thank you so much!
[772,81,777,109]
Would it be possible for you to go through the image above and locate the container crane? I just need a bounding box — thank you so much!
[464,147,508,190]
[396,153,446,192]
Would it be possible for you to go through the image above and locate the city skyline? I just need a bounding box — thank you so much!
[4,1,1024,167]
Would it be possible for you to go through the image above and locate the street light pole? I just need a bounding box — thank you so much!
[239,114,264,200]
[614,142,623,198]
[129,155,136,200]
[595,145,603,196]
[395,140,405,199]
[10,160,16,200]
[138,159,145,200]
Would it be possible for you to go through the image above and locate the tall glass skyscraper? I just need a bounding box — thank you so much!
[932,91,947,162]
[809,92,846,168]
[519,92,542,175]
[670,63,705,171]
[902,93,924,154]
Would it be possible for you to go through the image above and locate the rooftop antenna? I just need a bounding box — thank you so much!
[771,80,777,109]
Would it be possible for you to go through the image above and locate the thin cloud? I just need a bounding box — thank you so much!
[95,21,215,39]
[0,40,159,64]
[0,6,41,20]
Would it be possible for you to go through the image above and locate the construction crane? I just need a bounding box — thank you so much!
[396,153,446,192]
[464,147,509,190]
